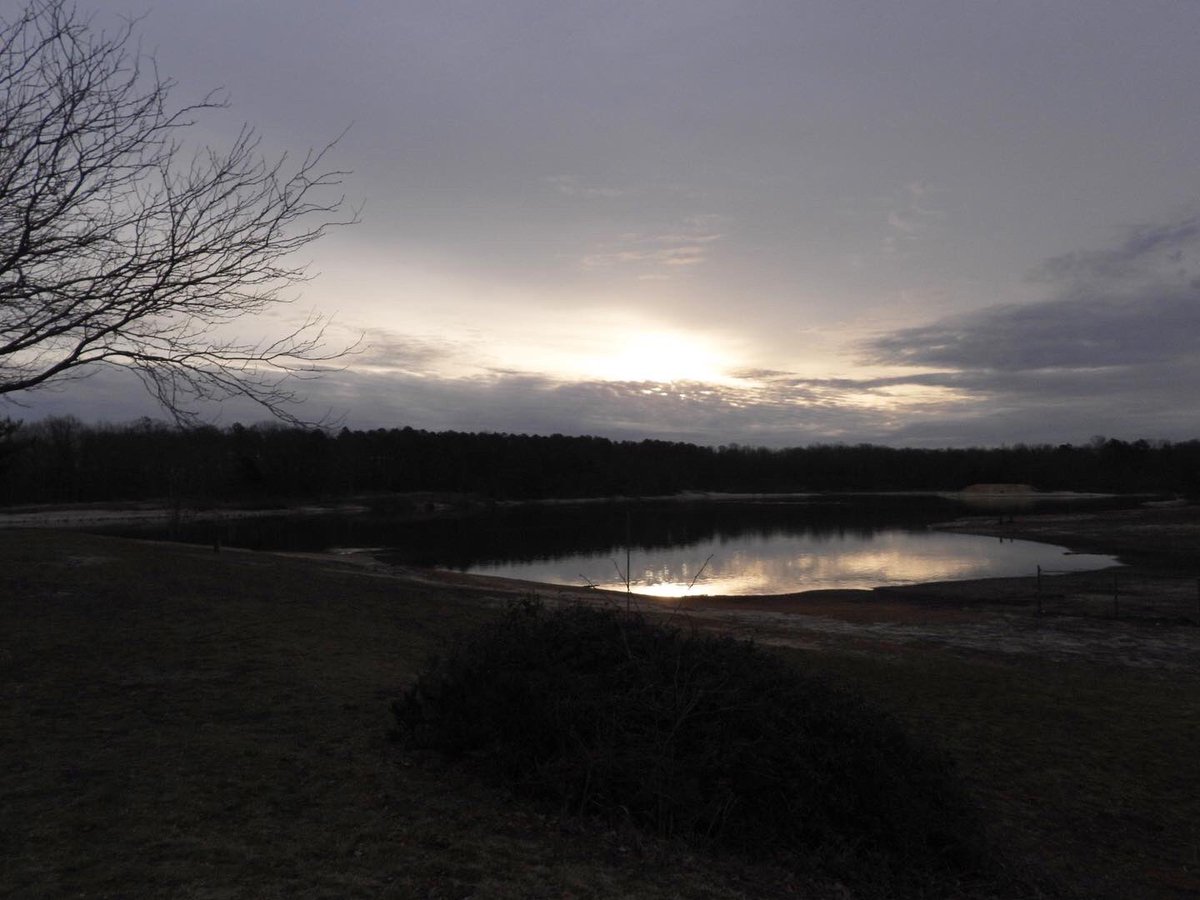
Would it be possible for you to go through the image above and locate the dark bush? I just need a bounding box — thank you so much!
[392,598,985,880]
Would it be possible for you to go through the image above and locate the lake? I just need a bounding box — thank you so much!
[97,493,1125,596]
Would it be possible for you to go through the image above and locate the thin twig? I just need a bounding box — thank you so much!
[612,558,627,589]
[687,554,714,593]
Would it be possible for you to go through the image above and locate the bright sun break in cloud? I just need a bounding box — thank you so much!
[572,331,738,385]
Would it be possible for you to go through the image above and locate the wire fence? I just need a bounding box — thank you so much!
[1034,565,1200,622]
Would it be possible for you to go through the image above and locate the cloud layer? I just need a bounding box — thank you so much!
[854,213,1200,443]
[11,3,1200,448]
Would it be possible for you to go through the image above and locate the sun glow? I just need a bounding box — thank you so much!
[838,382,973,412]
[579,331,734,384]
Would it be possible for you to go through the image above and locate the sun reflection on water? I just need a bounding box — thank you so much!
[471,531,1119,597]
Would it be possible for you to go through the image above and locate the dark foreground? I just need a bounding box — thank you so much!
[3,505,1200,898]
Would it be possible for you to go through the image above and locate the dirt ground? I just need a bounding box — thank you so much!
[336,502,1200,673]
[9,497,1200,672]
[5,502,1200,898]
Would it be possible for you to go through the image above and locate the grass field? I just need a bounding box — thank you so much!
[3,523,1199,898]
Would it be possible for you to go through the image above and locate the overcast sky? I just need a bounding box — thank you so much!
[10,0,1200,447]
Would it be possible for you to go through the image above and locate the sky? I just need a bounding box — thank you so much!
[9,0,1200,447]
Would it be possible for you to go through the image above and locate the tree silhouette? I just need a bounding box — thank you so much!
[0,0,355,424]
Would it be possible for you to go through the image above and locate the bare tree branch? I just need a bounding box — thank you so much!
[0,0,357,425]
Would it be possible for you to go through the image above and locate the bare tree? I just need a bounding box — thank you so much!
[0,0,356,425]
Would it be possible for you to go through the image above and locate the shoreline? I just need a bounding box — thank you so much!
[0,500,373,529]
[269,502,1200,663]
[4,496,1195,609]
[0,487,1126,529]
[5,518,1200,896]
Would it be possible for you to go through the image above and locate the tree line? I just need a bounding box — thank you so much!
[0,416,1196,506]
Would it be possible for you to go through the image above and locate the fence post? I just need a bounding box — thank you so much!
[1036,565,1043,616]
[1112,572,1119,619]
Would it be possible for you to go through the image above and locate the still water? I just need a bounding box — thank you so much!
[469,528,1117,596]
[103,494,1124,597]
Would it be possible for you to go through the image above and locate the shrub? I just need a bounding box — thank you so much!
[392,598,984,881]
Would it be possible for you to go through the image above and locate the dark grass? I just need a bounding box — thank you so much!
[0,530,858,899]
[394,599,987,890]
[782,647,1200,899]
[3,527,1198,897]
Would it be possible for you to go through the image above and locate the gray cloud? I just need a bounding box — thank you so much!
[15,351,1200,449]
[864,285,1200,371]
[580,214,725,276]
[1029,216,1200,287]
[16,207,1200,447]
[841,213,1200,443]
[315,369,839,442]
[17,3,1200,449]
[864,213,1200,372]
[543,175,628,200]
[883,181,945,257]
[353,330,465,374]
[310,362,1200,448]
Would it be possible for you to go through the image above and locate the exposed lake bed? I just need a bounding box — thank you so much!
[6,491,1199,655]
[5,501,1200,897]
[18,489,1142,597]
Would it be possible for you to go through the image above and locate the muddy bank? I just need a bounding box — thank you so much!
[934,502,1200,568]
[682,504,1200,668]
[340,502,1200,671]
[9,494,1199,669]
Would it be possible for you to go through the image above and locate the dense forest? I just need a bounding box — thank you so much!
[0,416,1197,506]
